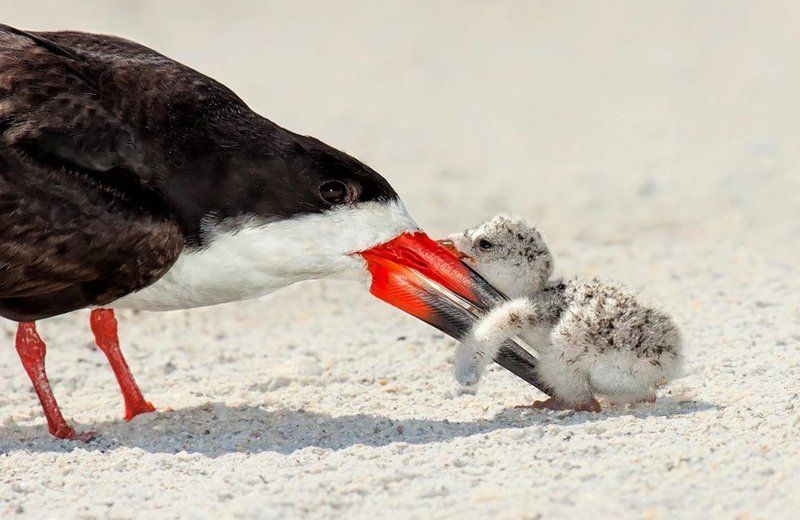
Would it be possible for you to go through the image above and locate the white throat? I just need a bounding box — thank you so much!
[113,200,418,311]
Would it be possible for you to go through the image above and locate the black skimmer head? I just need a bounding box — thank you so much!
[105,131,507,333]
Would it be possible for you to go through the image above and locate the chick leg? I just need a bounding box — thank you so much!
[15,322,94,440]
[526,343,601,412]
[454,298,545,387]
[90,309,155,420]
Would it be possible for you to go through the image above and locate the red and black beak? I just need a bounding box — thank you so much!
[358,232,545,391]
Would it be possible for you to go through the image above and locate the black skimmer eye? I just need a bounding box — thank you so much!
[318,180,348,205]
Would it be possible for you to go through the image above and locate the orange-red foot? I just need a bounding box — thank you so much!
[530,396,602,413]
[52,424,96,442]
[125,400,156,421]
[90,309,156,421]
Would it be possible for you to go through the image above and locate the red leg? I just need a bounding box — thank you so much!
[90,309,155,420]
[15,323,93,440]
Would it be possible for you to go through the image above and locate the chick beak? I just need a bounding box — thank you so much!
[436,238,471,260]
[357,232,544,390]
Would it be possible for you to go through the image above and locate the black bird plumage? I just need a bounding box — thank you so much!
[0,25,395,321]
[0,25,547,439]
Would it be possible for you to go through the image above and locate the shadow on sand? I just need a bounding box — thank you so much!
[0,399,716,457]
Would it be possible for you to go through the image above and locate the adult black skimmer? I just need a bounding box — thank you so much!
[0,25,543,440]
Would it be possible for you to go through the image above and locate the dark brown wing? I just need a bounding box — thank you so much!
[0,25,250,178]
[0,25,260,241]
[0,27,185,321]
[0,149,183,321]
[0,26,146,175]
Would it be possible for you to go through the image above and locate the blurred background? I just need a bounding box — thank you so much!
[5,1,799,249]
[1,2,799,518]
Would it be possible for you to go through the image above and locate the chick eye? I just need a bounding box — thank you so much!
[318,180,348,205]
[478,239,494,251]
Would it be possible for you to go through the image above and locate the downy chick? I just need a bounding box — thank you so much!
[440,215,683,412]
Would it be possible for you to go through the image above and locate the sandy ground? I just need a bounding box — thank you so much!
[1,1,799,518]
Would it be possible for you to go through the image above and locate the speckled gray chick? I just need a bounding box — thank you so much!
[445,214,683,411]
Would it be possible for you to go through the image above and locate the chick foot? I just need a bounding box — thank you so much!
[526,396,602,413]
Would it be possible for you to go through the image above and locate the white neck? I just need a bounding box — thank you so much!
[112,200,418,311]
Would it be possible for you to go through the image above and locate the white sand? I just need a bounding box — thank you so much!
[1,2,799,518]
